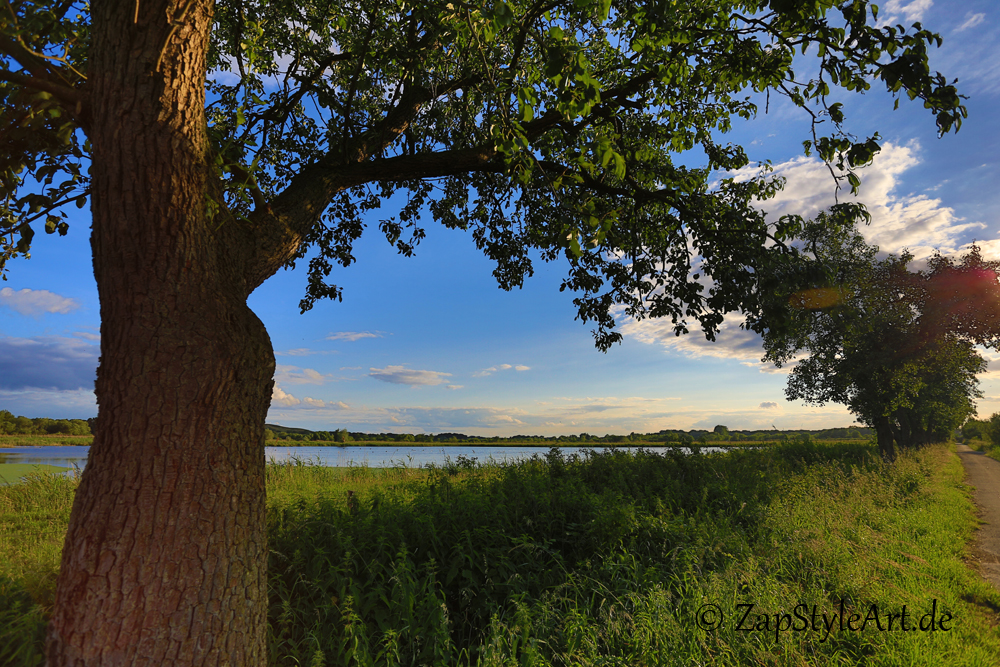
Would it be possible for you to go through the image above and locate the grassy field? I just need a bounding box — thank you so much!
[2,442,999,665]
[0,435,93,448]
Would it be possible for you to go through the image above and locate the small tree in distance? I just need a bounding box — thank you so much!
[762,215,1000,460]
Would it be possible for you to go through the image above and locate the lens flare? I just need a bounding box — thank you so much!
[789,287,844,310]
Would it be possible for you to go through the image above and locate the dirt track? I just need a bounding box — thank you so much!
[957,444,1000,591]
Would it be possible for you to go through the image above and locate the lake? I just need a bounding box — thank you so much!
[0,444,727,474]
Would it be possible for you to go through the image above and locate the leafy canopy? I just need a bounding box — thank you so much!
[762,215,998,446]
[1,0,966,348]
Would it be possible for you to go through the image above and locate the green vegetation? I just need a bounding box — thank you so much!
[0,421,868,449]
[0,411,92,437]
[762,216,1000,461]
[962,414,1000,462]
[0,434,93,448]
[0,470,78,667]
[264,423,873,446]
[4,442,999,665]
[0,422,873,450]
[4,0,973,655]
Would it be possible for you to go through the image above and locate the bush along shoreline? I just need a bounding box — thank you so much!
[3,441,1000,665]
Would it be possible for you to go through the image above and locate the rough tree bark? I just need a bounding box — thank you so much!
[873,415,897,462]
[45,2,274,664]
[41,2,504,661]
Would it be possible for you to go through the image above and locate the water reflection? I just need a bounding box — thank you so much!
[0,446,90,468]
[0,444,728,473]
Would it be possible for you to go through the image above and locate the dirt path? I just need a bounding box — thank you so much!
[956,444,1000,591]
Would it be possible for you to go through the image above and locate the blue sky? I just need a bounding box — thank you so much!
[1,0,998,435]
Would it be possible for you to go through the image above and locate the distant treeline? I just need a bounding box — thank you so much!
[265,423,873,445]
[0,411,92,436]
[0,412,875,444]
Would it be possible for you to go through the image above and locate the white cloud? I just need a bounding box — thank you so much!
[618,142,981,370]
[0,387,96,417]
[616,311,782,371]
[271,384,300,407]
[276,348,338,357]
[735,141,985,260]
[72,331,100,341]
[493,415,526,425]
[270,384,348,410]
[979,349,1000,377]
[369,365,452,386]
[327,331,383,342]
[0,287,80,316]
[274,364,334,385]
[954,11,985,32]
[474,363,530,377]
[881,0,933,24]
[265,394,856,435]
[446,384,464,390]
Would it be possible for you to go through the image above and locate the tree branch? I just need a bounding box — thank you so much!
[0,31,70,83]
[239,144,502,293]
[0,33,89,123]
[0,68,86,108]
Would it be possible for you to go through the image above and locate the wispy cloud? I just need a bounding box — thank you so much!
[0,388,96,417]
[880,0,933,25]
[327,331,384,342]
[274,364,335,385]
[759,401,780,410]
[0,336,98,391]
[954,11,985,32]
[271,383,349,409]
[276,348,338,357]
[0,287,80,316]
[266,395,851,435]
[369,365,452,386]
[474,363,531,377]
[615,311,784,370]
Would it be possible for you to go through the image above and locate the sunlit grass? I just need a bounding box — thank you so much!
[3,443,1000,666]
[0,435,93,448]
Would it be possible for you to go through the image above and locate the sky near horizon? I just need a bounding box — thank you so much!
[1,0,998,436]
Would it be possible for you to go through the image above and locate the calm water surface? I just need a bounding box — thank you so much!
[0,444,727,472]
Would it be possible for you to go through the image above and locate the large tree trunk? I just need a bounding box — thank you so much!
[892,409,914,450]
[45,1,274,664]
[874,415,896,462]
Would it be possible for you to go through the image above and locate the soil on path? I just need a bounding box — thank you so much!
[957,444,1000,591]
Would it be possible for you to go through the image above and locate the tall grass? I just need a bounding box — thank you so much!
[3,443,999,666]
[265,443,1000,666]
[0,470,80,666]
